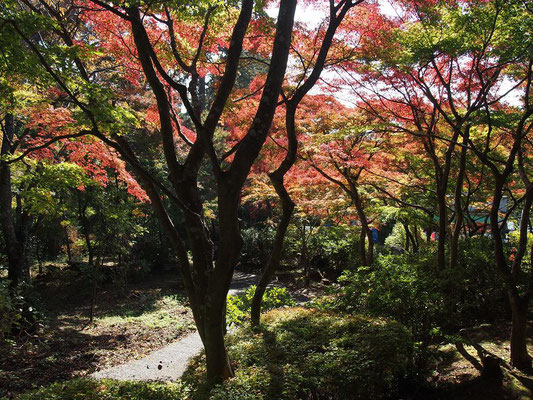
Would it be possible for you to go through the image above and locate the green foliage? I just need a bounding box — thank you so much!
[332,237,506,340]
[189,308,413,400]
[384,222,407,250]
[0,281,42,343]
[239,225,275,269]
[396,0,533,66]
[12,162,90,216]
[307,225,361,271]
[226,285,296,326]
[8,378,190,400]
[283,224,361,272]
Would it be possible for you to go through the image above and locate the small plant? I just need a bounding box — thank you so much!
[0,281,42,343]
[226,285,296,326]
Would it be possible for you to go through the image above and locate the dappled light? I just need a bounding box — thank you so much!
[1,0,532,399]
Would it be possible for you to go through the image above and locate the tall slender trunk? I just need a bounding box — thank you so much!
[509,295,530,370]
[352,188,373,265]
[64,226,72,263]
[78,195,94,265]
[450,131,468,270]
[0,114,28,289]
[491,179,532,370]
[403,222,410,253]
[359,228,368,265]
[436,187,447,270]
[301,226,311,287]
[89,253,101,323]
[250,0,356,323]
[403,222,417,253]
[250,172,295,325]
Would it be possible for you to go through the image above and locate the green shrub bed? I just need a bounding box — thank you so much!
[188,307,413,400]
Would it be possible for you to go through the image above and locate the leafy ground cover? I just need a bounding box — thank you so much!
[5,379,190,400]
[2,266,532,400]
[0,264,195,398]
[183,307,414,400]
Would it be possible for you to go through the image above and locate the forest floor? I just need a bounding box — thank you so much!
[90,271,261,382]
[0,263,196,398]
[2,264,532,399]
[417,320,533,399]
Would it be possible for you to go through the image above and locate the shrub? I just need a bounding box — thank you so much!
[332,237,507,341]
[0,281,42,343]
[239,225,276,270]
[9,378,190,400]
[335,254,442,340]
[226,285,296,326]
[283,224,361,273]
[187,307,413,400]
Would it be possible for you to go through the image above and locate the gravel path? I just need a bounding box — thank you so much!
[91,271,261,381]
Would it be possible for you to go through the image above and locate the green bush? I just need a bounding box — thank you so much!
[187,307,413,400]
[226,285,296,326]
[0,281,42,343]
[239,225,276,270]
[335,254,442,340]
[8,378,190,400]
[283,224,361,273]
[332,237,507,340]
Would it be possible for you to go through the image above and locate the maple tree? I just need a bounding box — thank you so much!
[336,0,533,369]
[2,0,533,390]
[0,0,368,383]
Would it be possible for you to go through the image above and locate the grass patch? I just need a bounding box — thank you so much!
[96,293,194,330]
[1,271,196,398]
[4,378,190,400]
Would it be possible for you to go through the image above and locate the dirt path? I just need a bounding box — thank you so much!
[91,271,263,381]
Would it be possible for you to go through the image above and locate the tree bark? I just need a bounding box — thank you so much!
[450,131,468,270]
[509,295,531,370]
[351,187,373,265]
[0,114,28,289]
[490,179,532,370]
[250,171,295,325]
[436,187,447,270]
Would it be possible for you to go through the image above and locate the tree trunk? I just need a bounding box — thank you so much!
[65,226,73,263]
[78,197,94,266]
[403,222,411,253]
[251,172,295,325]
[509,294,531,370]
[490,179,532,370]
[351,188,373,265]
[0,114,28,289]
[301,226,311,287]
[89,253,102,323]
[203,304,234,382]
[37,241,43,275]
[449,132,468,270]
[437,189,447,270]
[403,222,418,253]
